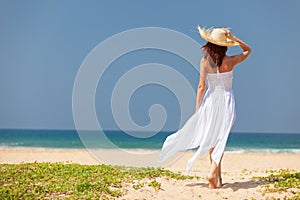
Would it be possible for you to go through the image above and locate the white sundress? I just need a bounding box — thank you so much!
[158,69,236,173]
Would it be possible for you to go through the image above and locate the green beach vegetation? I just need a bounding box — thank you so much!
[253,169,300,200]
[0,162,195,199]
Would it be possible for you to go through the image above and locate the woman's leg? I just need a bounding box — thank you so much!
[216,154,223,188]
[208,148,217,189]
[209,148,223,188]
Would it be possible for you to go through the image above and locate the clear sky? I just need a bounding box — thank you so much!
[1,1,300,133]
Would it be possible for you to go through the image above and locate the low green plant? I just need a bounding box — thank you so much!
[148,179,161,191]
[0,162,195,199]
[132,181,145,190]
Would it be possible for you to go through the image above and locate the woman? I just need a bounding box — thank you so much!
[158,26,251,189]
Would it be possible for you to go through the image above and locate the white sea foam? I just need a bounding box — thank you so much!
[225,148,300,154]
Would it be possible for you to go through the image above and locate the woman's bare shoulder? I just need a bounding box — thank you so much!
[222,55,232,64]
[221,56,235,71]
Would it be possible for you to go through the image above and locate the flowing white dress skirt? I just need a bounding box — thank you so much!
[158,71,236,172]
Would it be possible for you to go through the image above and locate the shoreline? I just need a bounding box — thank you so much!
[1,146,300,153]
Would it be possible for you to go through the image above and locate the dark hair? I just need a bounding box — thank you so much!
[202,42,228,67]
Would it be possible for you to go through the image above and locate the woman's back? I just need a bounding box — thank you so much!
[207,71,233,90]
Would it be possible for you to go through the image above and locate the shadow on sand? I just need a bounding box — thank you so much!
[186,180,266,191]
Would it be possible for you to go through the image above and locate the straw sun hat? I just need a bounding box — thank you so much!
[197,25,239,47]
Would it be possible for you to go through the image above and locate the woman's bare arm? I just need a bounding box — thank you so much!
[196,75,206,112]
[224,30,252,67]
[196,59,207,112]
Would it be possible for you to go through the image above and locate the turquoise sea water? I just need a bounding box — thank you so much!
[0,129,299,154]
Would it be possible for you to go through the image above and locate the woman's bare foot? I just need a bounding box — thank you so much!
[208,174,216,189]
[216,177,223,188]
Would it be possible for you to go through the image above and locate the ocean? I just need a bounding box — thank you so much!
[0,129,299,154]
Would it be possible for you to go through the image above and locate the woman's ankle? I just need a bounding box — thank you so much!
[208,173,217,189]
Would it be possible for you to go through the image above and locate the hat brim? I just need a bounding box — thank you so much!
[198,27,239,47]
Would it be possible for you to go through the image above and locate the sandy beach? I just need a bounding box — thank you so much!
[1,148,299,199]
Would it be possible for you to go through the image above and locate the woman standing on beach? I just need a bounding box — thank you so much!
[158,26,251,189]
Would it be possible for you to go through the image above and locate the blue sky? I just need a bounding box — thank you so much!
[1,1,300,133]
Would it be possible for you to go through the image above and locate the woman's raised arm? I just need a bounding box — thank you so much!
[224,30,252,67]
